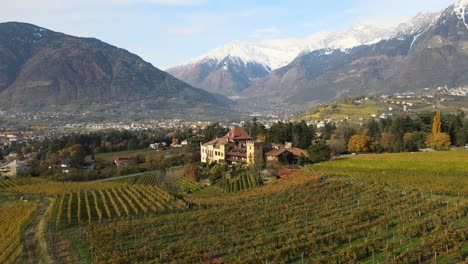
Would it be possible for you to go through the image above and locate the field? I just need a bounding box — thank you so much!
[113,168,204,194]
[84,174,468,263]
[215,171,262,193]
[0,151,467,263]
[311,150,468,196]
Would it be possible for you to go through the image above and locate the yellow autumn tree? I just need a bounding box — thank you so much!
[426,111,451,150]
[432,111,442,134]
[348,135,372,153]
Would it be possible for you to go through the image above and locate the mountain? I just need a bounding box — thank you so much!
[246,0,468,104]
[168,25,394,96]
[167,41,304,96]
[0,22,232,118]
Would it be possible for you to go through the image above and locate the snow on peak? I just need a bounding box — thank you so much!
[171,1,463,71]
[392,12,441,37]
[185,39,302,70]
[301,23,394,54]
[453,0,468,29]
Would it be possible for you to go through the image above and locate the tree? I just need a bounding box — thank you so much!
[403,131,427,151]
[380,132,398,152]
[426,133,451,151]
[70,145,86,168]
[319,122,336,140]
[336,121,357,145]
[327,136,347,155]
[426,111,451,150]
[432,111,442,135]
[307,141,331,163]
[366,119,381,142]
[348,135,371,153]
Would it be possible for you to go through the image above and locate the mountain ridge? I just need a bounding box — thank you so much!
[0,22,233,116]
[168,9,442,97]
[245,0,468,104]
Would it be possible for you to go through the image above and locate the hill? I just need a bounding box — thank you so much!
[0,22,234,119]
[0,151,467,262]
[299,93,468,121]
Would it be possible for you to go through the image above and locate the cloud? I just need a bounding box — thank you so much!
[250,27,281,39]
[167,25,203,36]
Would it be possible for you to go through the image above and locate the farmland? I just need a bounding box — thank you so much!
[0,150,467,263]
[85,174,468,263]
[311,151,468,196]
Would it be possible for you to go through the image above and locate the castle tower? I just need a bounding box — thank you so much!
[246,141,263,166]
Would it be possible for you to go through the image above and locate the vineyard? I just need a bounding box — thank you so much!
[0,177,45,190]
[50,185,186,228]
[125,169,204,193]
[0,200,37,264]
[215,171,261,193]
[83,175,468,263]
[311,150,468,195]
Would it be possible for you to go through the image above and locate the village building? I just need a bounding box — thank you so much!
[201,127,306,166]
[0,160,30,177]
[265,142,308,164]
[114,156,130,166]
[201,126,263,165]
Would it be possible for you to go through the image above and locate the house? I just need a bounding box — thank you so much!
[266,142,308,165]
[60,159,71,174]
[200,126,263,166]
[114,156,130,166]
[0,160,30,177]
[181,140,189,146]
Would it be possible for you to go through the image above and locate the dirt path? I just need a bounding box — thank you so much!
[23,197,54,264]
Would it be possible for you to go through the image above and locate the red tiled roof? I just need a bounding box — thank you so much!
[114,156,130,164]
[288,148,308,157]
[266,148,287,157]
[224,127,252,141]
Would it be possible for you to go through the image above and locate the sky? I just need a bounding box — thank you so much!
[0,0,456,69]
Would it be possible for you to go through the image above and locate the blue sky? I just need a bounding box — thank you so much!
[1,0,455,68]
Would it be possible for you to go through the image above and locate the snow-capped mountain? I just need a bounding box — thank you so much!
[245,0,468,104]
[168,0,467,98]
[167,23,395,95]
[166,40,305,95]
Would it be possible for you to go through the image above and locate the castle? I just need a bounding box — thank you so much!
[200,126,263,165]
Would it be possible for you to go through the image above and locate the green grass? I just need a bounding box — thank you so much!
[311,150,468,196]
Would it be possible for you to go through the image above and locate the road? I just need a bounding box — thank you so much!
[91,170,161,182]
